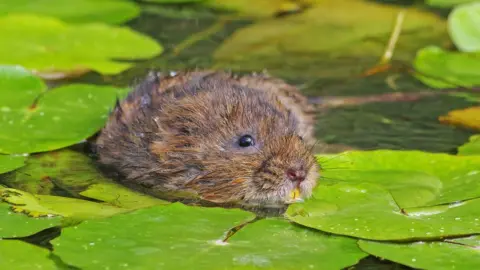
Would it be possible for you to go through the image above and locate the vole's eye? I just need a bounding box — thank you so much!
[238,135,255,147]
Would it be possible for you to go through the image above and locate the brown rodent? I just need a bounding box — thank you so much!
[95,70,319,207]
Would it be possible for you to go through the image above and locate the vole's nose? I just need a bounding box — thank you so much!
[286,168,306,182]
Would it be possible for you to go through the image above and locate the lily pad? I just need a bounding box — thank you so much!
[0,65,128,154]
[358,238,480,269]
[413,46,480,88]
[439,106,480,131]
[0,155,25,175]
[3,149,167,209]
[318,150,480,207]
[448,2,480,52]
[0,240,56,269]
[0,0,140,24]
[286,182,480,240]
[0,203,61,238]
[0,14,162,77]
[225,219,368,269]
[53,203,257,269]
[213,0,447,80]
[319,170,442,209]
[1,187,129,219]
[53,203,366,269]
[458,135,480,155]
[80,182,169,210]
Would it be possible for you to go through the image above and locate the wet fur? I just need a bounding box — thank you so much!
[95,70,318,206]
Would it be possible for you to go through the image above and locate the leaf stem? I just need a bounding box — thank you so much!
[380,10,405,64]
[173,17,229,56]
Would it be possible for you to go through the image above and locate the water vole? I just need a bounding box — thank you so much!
[95,70,319,207]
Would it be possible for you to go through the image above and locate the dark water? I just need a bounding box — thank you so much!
[59,2,477,154]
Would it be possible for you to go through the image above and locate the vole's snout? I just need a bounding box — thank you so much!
[286,168,306,182]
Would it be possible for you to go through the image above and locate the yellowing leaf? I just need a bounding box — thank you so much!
[205,0,308,18]
[1,187,129,219]
[439,106,480,131]
[213,0,447,80]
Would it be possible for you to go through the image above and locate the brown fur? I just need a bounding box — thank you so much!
[95,70,319,206]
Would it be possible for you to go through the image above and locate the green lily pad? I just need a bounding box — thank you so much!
[3,149,168,210]
[320,170,442,209]
[0,14,162,77]
[448,2,480,52]
[53,203,257,269]
[0,0,140,24]
[1,187,129,219]
[80,182,169,210]
[0,155,25,175]
[0,203,61,238]
[225,219,368,269]
[358,238,480,269]
[53,203,366,269]
[318,150,480,206]
[0,240,56,269]
[458,135,480,155]
[0,65,128,154]
[413,46,480,88]
[286,182,480,240]
[213,0,447,80]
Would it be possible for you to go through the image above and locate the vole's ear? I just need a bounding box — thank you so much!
[124,70,159,104]
[113,96,124,122]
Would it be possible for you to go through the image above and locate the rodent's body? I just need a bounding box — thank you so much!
[96,71,319,206]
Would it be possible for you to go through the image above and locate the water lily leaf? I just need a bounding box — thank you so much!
[439,106,480,131]
[286,182,480,240]
[318,150,480,207]
[0,203,61,238]
[358,238,480,269]
[53,203,258,269]
[413,46,480,88]
[0,240,56,269]
[458,135,480,155]
[0,0,140,24]
[80,182,169,210]
[3,149,168,209]
[1,187,129,219]
[426,0,477,7]
[320,170,442,209]
[225,219,368,269]
[0,66,128,154]
[0,14,162,78]
[1,187,62,217]
[204,0,308,18]
[213,0,447,80]
[448,2,480,52]
[0,155,25,175]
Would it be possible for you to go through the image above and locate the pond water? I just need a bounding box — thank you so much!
[66,2,476,154]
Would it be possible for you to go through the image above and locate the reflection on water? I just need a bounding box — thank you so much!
[67,3,476,154]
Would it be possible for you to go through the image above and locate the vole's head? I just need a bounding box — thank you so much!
[149,77,319,206]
